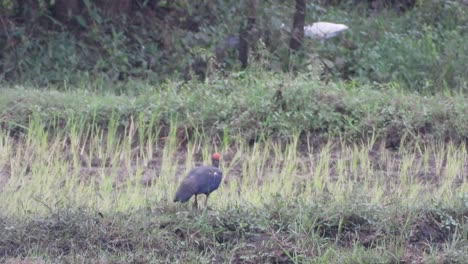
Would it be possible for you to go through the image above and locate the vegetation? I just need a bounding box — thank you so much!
[1,72,467,145]
[1,0,467,93]
[0,111,467,262]
[0,72,467,262]
[0,0,467,263]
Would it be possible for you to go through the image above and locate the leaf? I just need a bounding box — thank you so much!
[75,15,87,28]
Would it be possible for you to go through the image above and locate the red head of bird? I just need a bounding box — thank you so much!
[212,153,220,168]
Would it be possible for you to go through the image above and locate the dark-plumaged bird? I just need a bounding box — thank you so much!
[174,153,223,209]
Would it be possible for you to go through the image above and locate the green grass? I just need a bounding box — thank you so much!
[0,73,467,262]
[0,96,467,262]
[1,72,467,145]
[2,203,466,263]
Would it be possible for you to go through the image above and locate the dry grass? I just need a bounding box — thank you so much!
[0,117,466,215]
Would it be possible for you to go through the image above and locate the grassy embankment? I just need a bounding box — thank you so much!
[0,73,467,263]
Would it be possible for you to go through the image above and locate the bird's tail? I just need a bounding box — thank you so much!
[173,184,193,203]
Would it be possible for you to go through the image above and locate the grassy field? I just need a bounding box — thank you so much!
[0,73,467,263]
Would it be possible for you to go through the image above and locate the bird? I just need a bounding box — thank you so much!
[174,153,223,210]
[280,22,349,40]
[304,22,349,40]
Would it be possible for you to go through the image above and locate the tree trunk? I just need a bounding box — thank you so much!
[51,0,81,22]
[96,0,131,19]
[289,0,305,51]
[238,0,257,69]
[15,0,41,21]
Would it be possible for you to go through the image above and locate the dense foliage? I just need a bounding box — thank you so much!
[1,0,467,93]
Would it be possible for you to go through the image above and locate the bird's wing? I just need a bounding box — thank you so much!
[174,176,198,202]
[208,169,223,192]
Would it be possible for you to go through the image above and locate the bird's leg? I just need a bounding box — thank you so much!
[193,195,198,210]
[204,194,210,210]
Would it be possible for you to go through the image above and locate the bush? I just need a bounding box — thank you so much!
[311,0,468,93]
[0,0,467,94]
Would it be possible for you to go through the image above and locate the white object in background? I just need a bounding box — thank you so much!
[304,22,349,40]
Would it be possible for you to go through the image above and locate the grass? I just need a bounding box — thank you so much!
[1,72,467,145]
[0,73,467,262]
[0,114,466,214]
[0,103,467,262]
